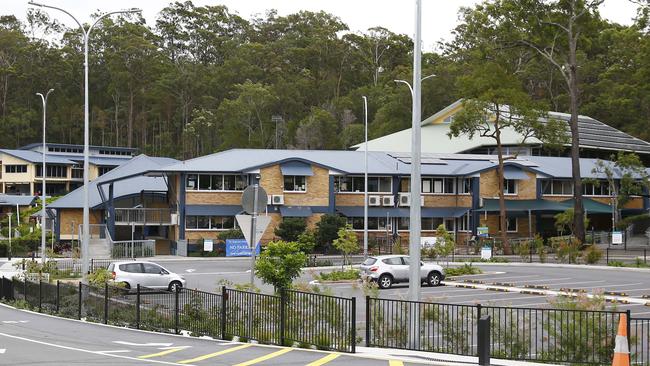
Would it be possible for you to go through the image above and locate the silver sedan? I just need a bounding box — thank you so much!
[360,254,445,289]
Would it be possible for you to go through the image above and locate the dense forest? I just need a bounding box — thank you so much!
[0,0,649,159]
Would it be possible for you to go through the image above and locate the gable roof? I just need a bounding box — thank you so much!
[49,155,179,209]
[0,149,76,165]
[0,194,36,206]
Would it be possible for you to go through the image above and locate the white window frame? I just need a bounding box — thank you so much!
[336,176,392,194]
[185,215,238,231]
[503,179,518,195]
[506,217,518,233]
[283,175,307,193]
[186,174,247,192]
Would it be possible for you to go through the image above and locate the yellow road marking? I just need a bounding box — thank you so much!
[138,346,186,359]
[389,361,404,366]
[306,353,341,366]
[232,347,293,366]
[178,344,252,364]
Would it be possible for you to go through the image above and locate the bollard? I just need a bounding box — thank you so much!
[478,315,491,366]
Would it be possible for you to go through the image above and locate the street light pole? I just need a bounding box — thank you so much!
[28,2,142,283]
[362,96,369,259]
[36,88,54,264]
[7,212,12,261]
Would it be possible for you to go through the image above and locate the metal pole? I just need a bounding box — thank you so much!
[8,212,12,260]
[250,184,259,285]
[27,1,142,285]
[36,88,53,264]
[362,96,369,259]
[408,0,423,303]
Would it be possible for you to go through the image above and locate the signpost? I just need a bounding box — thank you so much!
[612,231,623,245]
[237,184,269,285]
[203,239,213,252]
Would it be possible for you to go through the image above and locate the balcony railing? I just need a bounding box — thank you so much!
[114,208,172,225]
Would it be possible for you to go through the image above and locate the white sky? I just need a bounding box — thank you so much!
[6,0,640,50]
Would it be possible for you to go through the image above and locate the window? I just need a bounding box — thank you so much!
[503,179,517,195]
[186,174,247,191]
[120,263,143,273]
[142,263,162,274]
[383,257,403,265]
[284,175,306,192]
[36,165,67,178]
[399,217,445,231]
[347,216,389,231]
[459,178,473,194]
[543,179,573,195]
[72,167,83,179]
[401,177,456,194]
[499,217,518,232]
[186,215,238,230]
[458,214,471,232]
[583,181,610,196]
[98,166,114,176]
[4,165,27,173]
[336,176,392,193]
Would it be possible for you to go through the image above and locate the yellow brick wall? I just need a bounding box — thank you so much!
[186,192,242,205]
[58,208,102,239]
[479,215,535,238]
[336,194,365,206]
[259,165,330,206]
[422,195,472,207]
[480,170,536,200]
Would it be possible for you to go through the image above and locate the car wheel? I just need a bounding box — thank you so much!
[121,282,131,290]
[168,281,182,292]
[378,274,393,289]
[427,271,442,287]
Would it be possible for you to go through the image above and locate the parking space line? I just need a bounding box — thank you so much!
[389,361,404,366]
[232,348,293,366]
[568,283,641,290]
[178,344,251,364]
[465,275,540,281]
[305,353,341,366]
[455,296,547,305]
[543,280,605,286]
[139,347,187,359]
[511,277,571,284]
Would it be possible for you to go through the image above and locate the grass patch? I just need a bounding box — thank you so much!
[318,269,360,281]
[445,263,482,276]
[607,259,650,268]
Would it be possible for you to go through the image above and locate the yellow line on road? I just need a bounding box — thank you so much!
[232,347,293,366]
[178,344,252,364]
[389,361,404,366]
[305,353,341,366]
[139,347,186,359]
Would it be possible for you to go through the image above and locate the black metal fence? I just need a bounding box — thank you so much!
[0,277,355,353]
[366,296,631,365]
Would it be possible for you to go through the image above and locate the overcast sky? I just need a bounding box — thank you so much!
[6,0,640,50]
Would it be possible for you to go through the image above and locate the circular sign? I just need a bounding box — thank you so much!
[241,185,268,214]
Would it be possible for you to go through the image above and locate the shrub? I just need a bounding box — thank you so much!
[88,268,113,287]
[318,269,360,281]
[445,263,482,277]
[296,230,316,254]
[218,228,244,240]
[554,237,582,264]
[583,245,603,264]
[314,214,347,253]
[274,218,307,242]
[254,240,307,291]
[332,225,358,268]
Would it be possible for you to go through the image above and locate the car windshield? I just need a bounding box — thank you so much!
[362,258,377,266]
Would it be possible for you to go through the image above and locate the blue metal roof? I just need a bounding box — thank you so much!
[503,166,530,180]
[0,149,76,164]
[0,194,36,206]
[279,206,313,217]
[48,155,179,209]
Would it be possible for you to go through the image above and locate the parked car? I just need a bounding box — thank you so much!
[359,255,445,289]
[108,261,186,291]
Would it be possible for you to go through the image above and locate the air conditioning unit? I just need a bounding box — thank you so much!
[399,193,410,207]
[170,213,178,225]
[368,195,381,206]
[272,195,285,205]
[382,195,395,207]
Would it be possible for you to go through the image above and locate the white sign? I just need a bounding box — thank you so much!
[236,214,272,248]
[421,237,438,248]
[612,231,623,245]
[481,246,492,260]
[203,239,213,251]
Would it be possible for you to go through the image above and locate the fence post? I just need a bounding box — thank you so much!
[220,286,227,340]
[23,278,27,301]
[477,303,482,318]
[626,309,631,349]
[279,288,286,346]
[174,286,180,334]
[38,280,42,313]
[645,249,647,264]
[56,280,60,313]
[606,247,609,264]
[77,282,82,320]
[351,297,356,353]
[136,284,140,329]
[91,259,94,273]
[1,276,4,300]
[104,283,108,324]
[477,315,491,366]
[365,296,371,347]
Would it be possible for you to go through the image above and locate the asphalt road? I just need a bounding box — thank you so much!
[0,304,422,366]
[155,258,650,317]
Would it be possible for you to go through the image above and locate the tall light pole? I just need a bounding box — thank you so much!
[7,212,13,261]
[362,96,369,259]
[28,2,141,283]
[36,88,54,264]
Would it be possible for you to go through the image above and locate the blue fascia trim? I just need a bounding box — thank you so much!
[179,173,186,240]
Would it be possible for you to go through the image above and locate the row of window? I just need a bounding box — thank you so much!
[336,176,474,194]
[36,165,67,178]
[542,179,611,196]
[4,165,27,173]
[185,215,238,230]
[186,174,247,191]
[346,216,472,232]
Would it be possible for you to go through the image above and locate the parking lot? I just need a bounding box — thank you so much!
[155,258,650,318]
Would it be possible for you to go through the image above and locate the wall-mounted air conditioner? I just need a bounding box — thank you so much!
[368,195,381,206]
[272,195,285,205]
[382,195,395,207]
[399,193,410,207]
